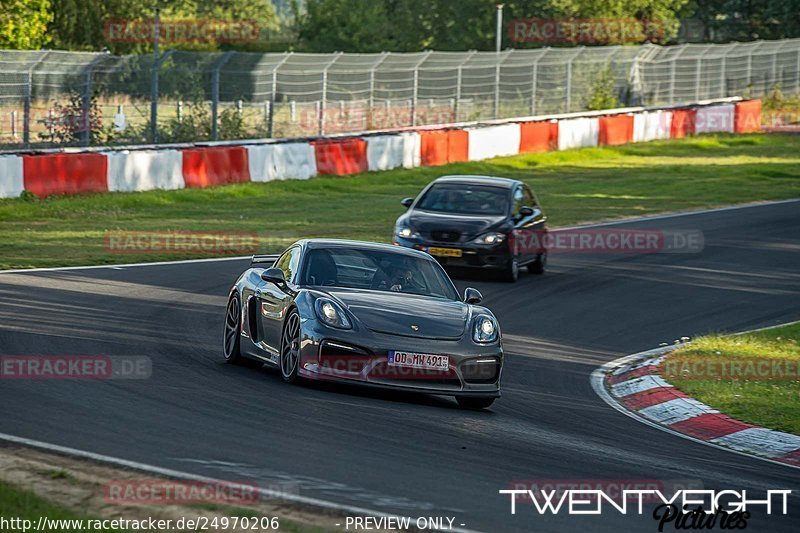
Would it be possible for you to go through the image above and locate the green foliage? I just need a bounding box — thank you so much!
[0,0,53,49]
[37,90,105,146]
[585,65,621,111]
[296,0,692,52]
[48,0,280,54]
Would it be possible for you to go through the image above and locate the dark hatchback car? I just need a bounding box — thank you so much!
[393,175,547,282]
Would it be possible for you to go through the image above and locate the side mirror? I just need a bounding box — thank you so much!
[401,197,414,209]
[261,267,286,286]
[464,287,483,305]
[519,206,534,218]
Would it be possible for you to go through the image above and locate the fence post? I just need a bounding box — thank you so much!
[453,51,475,123]
[796,48,800,93]
[23,51,49,149]
[565,48,583,113]
[268,51,292,138]
[149,49,174,143]
[81,54,107,147]
[695,48,711,102]
[493,50,512,120]
[368,52,390,130]
[410,51,432,127]
[668,44,688,105]
[210,51,235,141]
[319,52,343,136]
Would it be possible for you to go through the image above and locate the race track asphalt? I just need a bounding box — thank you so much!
[1,200,799,532]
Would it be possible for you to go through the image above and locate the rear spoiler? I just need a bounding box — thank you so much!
[250,254,280,267]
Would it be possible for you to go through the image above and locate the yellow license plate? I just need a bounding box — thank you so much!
[428,247,462,258]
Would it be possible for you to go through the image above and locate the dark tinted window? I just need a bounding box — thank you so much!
[416,184,509,215]
[300,247,458,300]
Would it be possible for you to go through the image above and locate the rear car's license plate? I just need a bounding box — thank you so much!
[388,351,450,371]
[428,247,462,258]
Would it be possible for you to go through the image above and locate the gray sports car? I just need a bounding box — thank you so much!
[223,239,503,409]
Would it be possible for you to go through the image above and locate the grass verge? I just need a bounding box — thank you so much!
[1,133,799,269]
[663,322,800,435]
[0,447,336,532]
[0,480,128,532]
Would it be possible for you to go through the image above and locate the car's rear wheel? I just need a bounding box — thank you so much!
[223,293,243,364]
[280,310,301,383]
[527,252,546,275]
[456,397,496,410]
[501,256,519,282]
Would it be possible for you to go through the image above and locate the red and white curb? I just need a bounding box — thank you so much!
[591,346,800,470]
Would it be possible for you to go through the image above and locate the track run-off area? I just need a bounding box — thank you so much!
[1,200,799,532]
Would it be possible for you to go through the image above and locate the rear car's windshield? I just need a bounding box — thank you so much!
[416,184,509,215]
[300,248,458,300]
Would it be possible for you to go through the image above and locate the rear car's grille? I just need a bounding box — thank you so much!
[431,230,461,242]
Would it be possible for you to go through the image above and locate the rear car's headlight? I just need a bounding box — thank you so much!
[473,315,498,343]
[315,298,352,329]
[396,226,418,239]
[472,232,506,245]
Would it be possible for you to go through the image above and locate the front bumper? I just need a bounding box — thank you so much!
[393,236,512,270]
[297,320,503,398]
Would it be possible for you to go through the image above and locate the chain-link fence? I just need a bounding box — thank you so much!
[1,38,799,149]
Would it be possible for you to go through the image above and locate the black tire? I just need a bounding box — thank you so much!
[527,252,546,275]
[279,310,301,383]
[456,397,496,410]
[501,256,519,283]
[223,293,243,364]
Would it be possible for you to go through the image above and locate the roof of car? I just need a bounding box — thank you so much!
[433,175,520,188]
[299,239,432,258]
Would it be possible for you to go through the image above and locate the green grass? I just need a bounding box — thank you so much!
[664,322,800,435]
[0,480,127,532]
[1,133,799,269]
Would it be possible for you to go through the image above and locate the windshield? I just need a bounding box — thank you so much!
[300,247,459,300]
[416,184,509,215]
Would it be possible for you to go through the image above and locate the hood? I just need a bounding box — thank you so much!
[404,210,507,241]
[327,289,468,340]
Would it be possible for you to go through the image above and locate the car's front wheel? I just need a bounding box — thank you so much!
[501,257,519,283]
[223,293,243,364]
[456,397,496,410]
[280,310,301,383]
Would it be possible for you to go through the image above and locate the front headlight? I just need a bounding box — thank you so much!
[473,314,499,343]
[472,232,506,245]
[396,226,418,239]
[314,298,352,329]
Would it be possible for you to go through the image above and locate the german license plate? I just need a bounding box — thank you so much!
[428,247,462,258]
[388,351,450,371]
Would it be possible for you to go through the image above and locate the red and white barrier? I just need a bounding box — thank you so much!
[467,124,521,161]
[247,142,317,182]
[0,155,24,198]
[1,100,760,199]
[557,117,599,151]
[695,104,735,133]
[633,111,672,142]
[182,146,250,188]
[366,133,421,171]
[23,153,108,197]
[105,149,184,192]
[519,121,558,153]
[598,114,634,146]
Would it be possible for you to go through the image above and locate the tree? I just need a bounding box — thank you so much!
[0,0,53,49]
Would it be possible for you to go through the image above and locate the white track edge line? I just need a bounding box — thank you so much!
[1,198,798,275]
[590,347,800,472]
[0,432,482,533]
